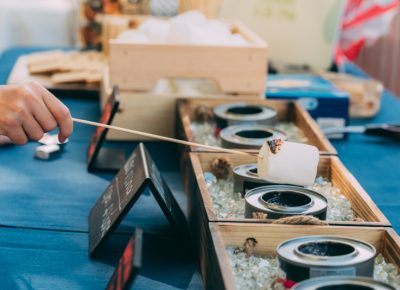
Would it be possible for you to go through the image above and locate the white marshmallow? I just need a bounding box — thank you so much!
[257,141,319,186]
[170,10,207,26]
[138,18,170,42]
[166,23,196,44]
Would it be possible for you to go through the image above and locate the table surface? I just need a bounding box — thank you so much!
[0,47,399,290]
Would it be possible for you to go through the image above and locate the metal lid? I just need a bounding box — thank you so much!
[277,236,376,267]
[213,102,277,123]
[220,125,287,149]
[293,276,395,290]
[245,185,327,215]
[233,164,266,183]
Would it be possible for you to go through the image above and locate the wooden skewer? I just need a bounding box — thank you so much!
[72,117,259,157]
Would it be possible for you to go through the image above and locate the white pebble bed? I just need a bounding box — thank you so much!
[226,248,400,290]
[191,121,308,147]
[204,173,355,221]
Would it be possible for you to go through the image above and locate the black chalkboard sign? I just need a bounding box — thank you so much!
[89,143,189,257]
[87,85,125,172]
[105,228,143,290]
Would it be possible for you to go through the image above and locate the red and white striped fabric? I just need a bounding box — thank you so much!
[338,0,400,62]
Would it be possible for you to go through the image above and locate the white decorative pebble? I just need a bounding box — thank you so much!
[118,11,248,46]
[226,249,400,290]
[205,173,354,221]
[138,18,170,42]
[307,177,354,221]
[191,121,308,147]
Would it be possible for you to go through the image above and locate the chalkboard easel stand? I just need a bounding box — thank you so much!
[89,143,192,258]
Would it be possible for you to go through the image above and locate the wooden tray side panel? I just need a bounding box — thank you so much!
[330,157,389,224]
[382,229,400,266]
[183,152,229,289]
[214,223,386,256]
[109,41,267,95]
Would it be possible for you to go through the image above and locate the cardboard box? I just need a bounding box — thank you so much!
[266,74,350,138]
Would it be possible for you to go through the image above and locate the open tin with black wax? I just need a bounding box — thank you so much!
[203,223,400,290]
[277,235,376,281]
[244,185,328,220]
[176,97,337,155]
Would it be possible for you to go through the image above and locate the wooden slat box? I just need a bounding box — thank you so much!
[203,223,400,290]
[176,97,337,155]
[184,152,390,232]
[108,16,268,95]
[100,68,261,141]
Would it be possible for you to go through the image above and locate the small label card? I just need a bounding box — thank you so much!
[87,85,124,172]
[89,143,189,257]
[105,228,143,290]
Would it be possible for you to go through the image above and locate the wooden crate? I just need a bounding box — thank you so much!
[203,223,400,290]
[108,17,268,95]
[100,68,261,140]
[176,97,337,155]
[184,152,390,231]
[101,15,148,56]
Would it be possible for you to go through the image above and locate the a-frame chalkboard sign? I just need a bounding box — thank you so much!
[88,143,189,257]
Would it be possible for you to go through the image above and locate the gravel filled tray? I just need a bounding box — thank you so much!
[184,152,389,230]
[204,223,400,290]
[176,98,337,155]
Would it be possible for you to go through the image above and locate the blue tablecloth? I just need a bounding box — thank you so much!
[333,62,400,231]
[0,47,399,290]
[0,47,202,290]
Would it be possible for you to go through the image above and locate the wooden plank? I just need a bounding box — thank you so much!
[7,55,99,93]
[330,157,390,225]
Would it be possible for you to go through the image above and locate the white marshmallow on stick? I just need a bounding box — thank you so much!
[257,139,319,186]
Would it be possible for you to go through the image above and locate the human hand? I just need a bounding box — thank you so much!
[0,82,73,145]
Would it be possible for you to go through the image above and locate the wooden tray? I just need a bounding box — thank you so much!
[7,54,99,99]
[184,152,390,230]
[204,223,400,290]
[107,16,268,95]
[176,97,337,155]
[100,68,261,141]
